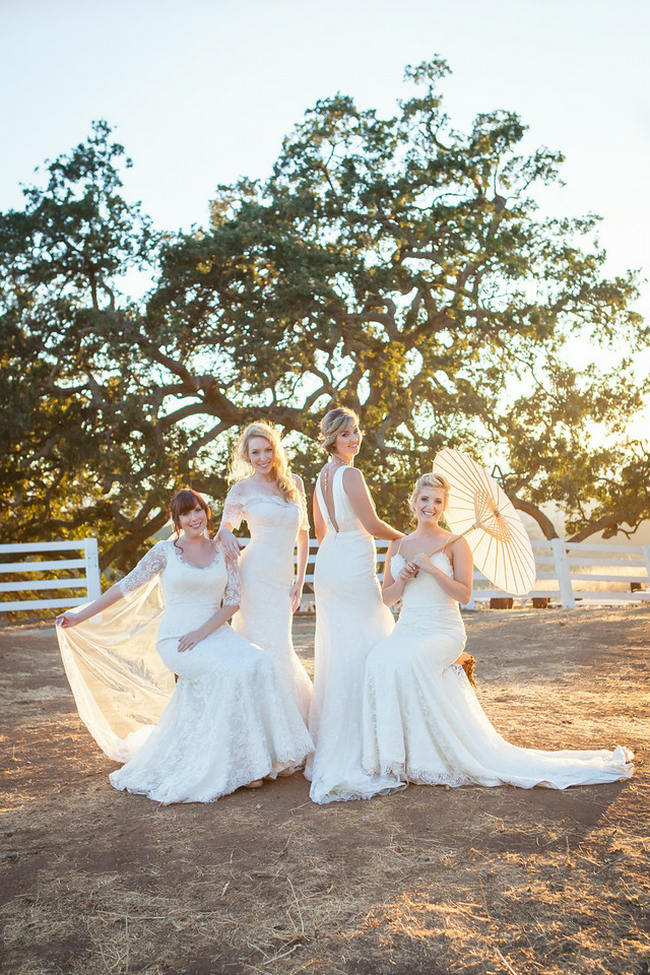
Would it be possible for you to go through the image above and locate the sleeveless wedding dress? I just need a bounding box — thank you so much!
[305,464,402,803]
[362,550,634,790]
[222,479,313,719]
[57,539,313,804]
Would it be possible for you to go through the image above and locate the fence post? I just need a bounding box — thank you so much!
[551,537,575,608]
[642,546,650,586]
[84,538,101,600]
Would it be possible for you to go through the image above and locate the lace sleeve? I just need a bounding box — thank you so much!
[117,541,168,595]
[221,484,245,531]
[223,556,241,607]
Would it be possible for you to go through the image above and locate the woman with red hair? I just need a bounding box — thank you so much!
[56,489,313,804]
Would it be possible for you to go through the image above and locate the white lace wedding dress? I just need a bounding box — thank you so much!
[362,550,634,791]
[57,539,313,804]
[222,479,313,719]
[305,465,402,803]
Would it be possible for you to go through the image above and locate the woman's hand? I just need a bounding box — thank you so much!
[289,581,303,614]
[412,553,435,572]
[178,628,206,653]
[398,561,419,584]
[216,526,241,561]
[56,610,83,628]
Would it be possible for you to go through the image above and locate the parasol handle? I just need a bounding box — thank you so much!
[426,521,483,558]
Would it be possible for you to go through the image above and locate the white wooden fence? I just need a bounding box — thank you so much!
[0,540,101,613]
[1,535,648,616]
[296,537,650,610]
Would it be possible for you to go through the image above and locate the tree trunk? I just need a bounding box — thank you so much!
[510,495,559,540]
[100,510,170,571]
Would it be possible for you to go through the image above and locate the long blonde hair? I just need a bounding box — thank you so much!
[229,421,299,503]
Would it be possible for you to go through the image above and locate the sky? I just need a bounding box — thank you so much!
[2,0,649,395]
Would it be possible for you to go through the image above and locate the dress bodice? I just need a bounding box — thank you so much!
[391,551,463,629]
[118,539,240,638]
[241,496,302,552]
[316,464,367,535]
[222,478,308,552]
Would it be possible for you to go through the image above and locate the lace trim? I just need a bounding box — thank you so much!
[222,482,307,531]
[379,762,473,788]
[172,539,221,571]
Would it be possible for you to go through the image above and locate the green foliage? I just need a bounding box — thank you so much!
[1,65,648,569]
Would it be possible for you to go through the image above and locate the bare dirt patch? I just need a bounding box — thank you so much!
[1,608,648,975]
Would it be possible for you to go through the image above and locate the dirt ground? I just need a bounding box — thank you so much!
[1,607,648,975]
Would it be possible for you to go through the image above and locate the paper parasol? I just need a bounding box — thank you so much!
[432,447,536,596]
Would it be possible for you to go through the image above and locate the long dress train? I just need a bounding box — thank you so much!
[305,464,402,803]
[222,480,313,720]
[362,551,634,791]
[57,539,313,804]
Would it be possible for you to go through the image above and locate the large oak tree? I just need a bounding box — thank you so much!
[1,62,647,572]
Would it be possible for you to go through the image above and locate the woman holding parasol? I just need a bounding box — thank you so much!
[362,462,634,793]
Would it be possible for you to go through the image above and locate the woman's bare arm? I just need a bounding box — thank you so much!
[313,490,327,544]
[56,584,125,627]
[381,540,418,606]
[342,468,403,541]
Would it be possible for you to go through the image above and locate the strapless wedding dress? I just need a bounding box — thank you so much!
[362,551,634,790]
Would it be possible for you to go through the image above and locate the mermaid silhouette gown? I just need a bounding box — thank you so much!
[57,539,313,804]
[222,479,313,719]
[305,464,402,803]
[362,550,634,791]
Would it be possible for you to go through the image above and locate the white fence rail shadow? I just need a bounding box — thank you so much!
[0,540,101,613]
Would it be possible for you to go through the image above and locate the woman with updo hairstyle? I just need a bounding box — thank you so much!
[56,488,313,804]
[305,406,405,804]
[361,472,633,795]
[217,421,312,720]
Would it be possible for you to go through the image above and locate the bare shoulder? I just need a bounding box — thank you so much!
[341,466,364,486]
[449,534,471,556]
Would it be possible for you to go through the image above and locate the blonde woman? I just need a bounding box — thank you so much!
[306,407,404,804]
[218,422,312,720]
[362,473,634,793]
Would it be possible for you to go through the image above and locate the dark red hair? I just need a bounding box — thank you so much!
[169,489,214,538]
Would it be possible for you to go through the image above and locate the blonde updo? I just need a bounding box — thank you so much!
[408,472,451,515]
[229,421,299,504]
[319,407,361,455]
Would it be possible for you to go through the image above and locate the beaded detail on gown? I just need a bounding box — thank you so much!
[58,539,314,804]
[222,480,313,719]
[362,551,634,791]
[305,465,402,804]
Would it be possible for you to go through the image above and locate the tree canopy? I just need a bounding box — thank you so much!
[1,62,647,571]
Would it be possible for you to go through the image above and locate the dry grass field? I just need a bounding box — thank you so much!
[1,607,648,975]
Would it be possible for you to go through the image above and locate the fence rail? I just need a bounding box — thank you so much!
[290,536,650,610]
[2,534,648,616]
[0,540,101,613]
